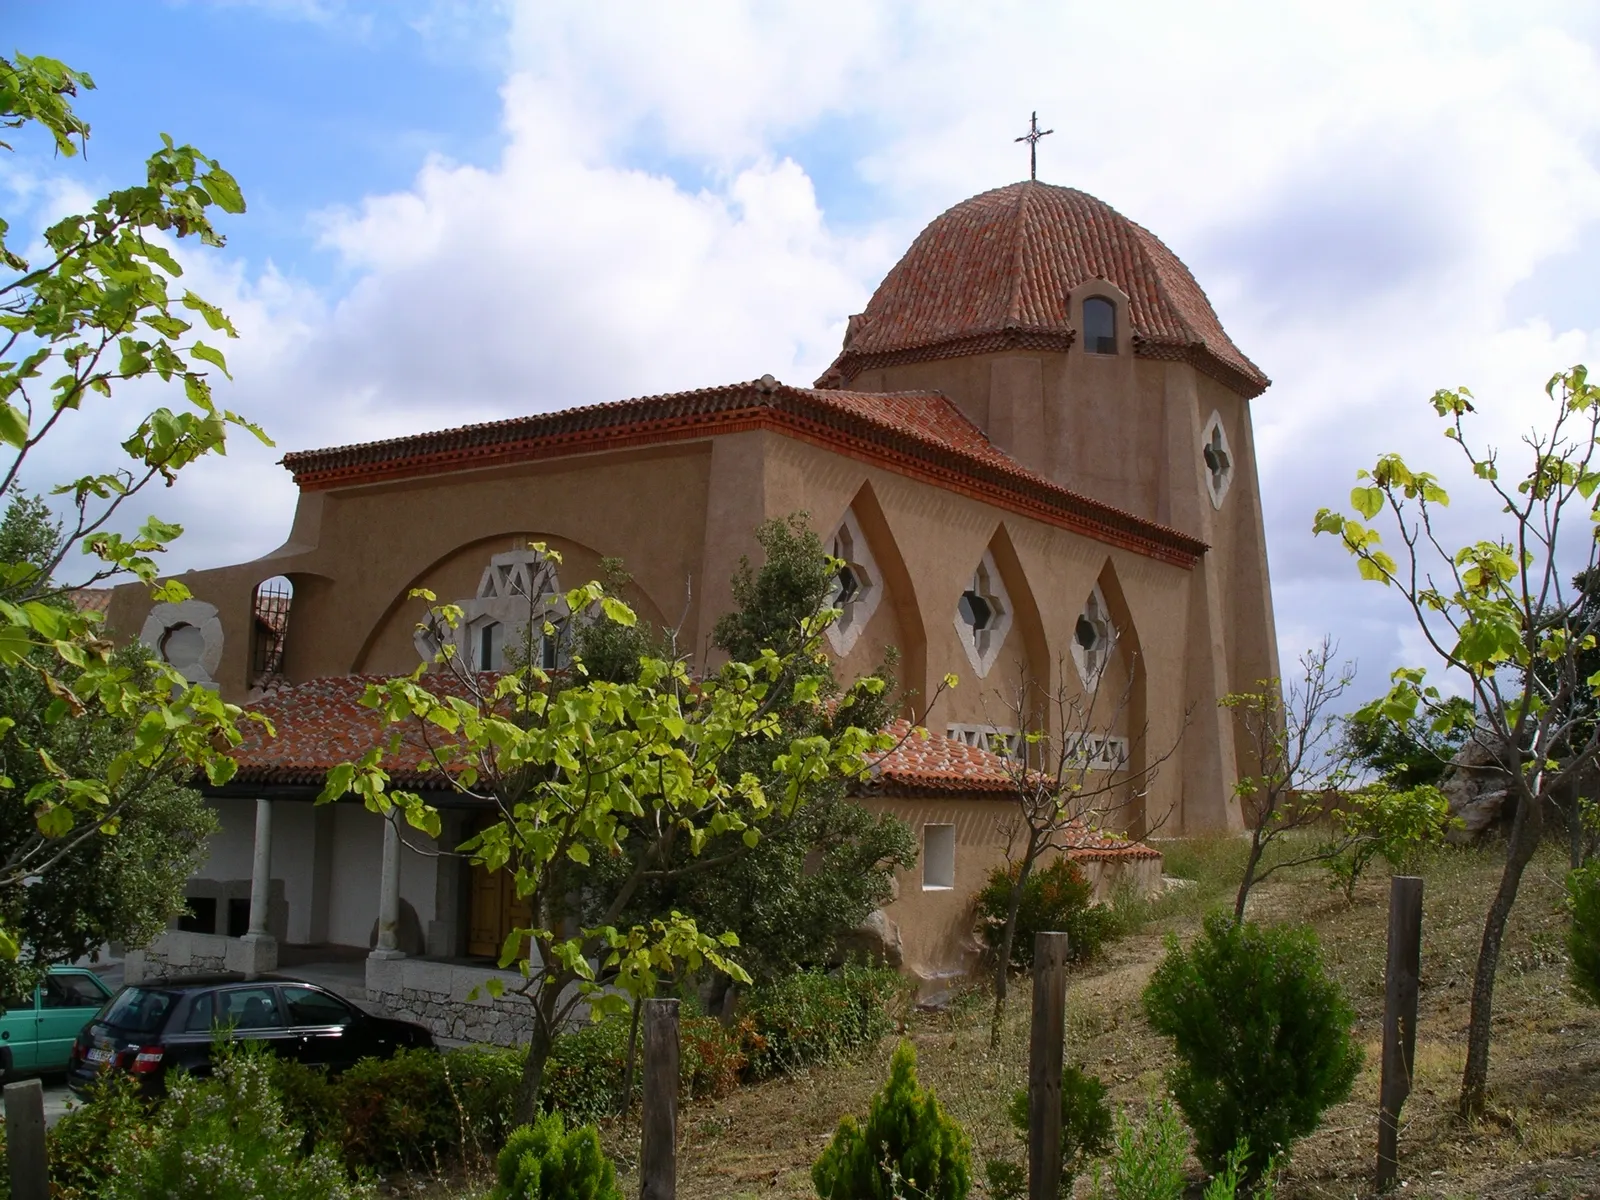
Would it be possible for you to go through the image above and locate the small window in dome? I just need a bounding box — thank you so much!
[1083,297,1117,355]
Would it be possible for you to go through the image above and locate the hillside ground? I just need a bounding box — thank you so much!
[429,837,1600,1199]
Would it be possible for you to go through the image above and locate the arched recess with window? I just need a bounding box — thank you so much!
[1069,280,1132,359]
[351,533,669,676]
[947,524,1047,745]
[825,481,926,714]
[1067,558,1149,836]
[249,575,294,690]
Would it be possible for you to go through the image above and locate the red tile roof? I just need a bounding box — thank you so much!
[221,681,1157,859]
[69,588,113,615]
[279,378,1206,568]
[230,674,466,789]
[820,182,1268,398]
[864,720,1162,862]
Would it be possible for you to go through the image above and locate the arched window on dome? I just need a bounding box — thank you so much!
[1083,296,1117,355]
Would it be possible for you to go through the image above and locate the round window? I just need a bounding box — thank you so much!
[159,623,206,671]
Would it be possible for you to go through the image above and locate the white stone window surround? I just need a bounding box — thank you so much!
[953,549,1013,678]
[140,598,224,685]
[1202,410,1234,509]
[824,508,883,657]
[1070,583,1116,689]
[922,823,956,890]
[1068,733,1131,772]
[417,548,569,670]
[946,723,1021,758]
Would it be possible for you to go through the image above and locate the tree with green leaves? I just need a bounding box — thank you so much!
[1314,364,1600,1116]
[0,53,266,963]
[0,492,217,996]
[575,517,917,986]
[321,542,893,1123]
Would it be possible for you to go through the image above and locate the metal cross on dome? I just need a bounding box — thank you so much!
[1014,111,1054,181]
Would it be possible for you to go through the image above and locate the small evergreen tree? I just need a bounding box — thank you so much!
[494,1112,621,1200]
[986,1064,1111,1197]
[1141,914,1360,1186]
[813,1041,971,1200]
[1567,861,1600,1006]
[975,858,1114,968]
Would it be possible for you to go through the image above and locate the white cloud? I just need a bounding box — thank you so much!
[17,0,1600,706]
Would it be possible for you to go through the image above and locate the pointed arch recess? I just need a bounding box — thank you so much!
[982,524,1049,700]
[1082,557,1150,836]
[836,481,927,719]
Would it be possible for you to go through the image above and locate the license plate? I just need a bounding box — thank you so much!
[85,1047,112,1065]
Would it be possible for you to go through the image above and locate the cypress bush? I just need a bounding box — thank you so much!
[1142,914,1361,1185]
[1567,861,1600,1005]
[975,858,1115,968]
[493,1112,621,1200]
[812,1040,971,1200]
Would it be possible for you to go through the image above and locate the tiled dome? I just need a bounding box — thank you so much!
[821,181,1267,397]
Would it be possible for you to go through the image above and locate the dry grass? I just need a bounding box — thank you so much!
[566,838,1600,1200]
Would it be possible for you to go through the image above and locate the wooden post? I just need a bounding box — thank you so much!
[640,998,680,1200]
[1377,876,1424,1192]
[1028,932,1069,1200]
[5,1077,48,1200]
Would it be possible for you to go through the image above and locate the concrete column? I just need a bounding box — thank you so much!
[370,810,405,960]
[228,798,278,978]
[246,798,273,938]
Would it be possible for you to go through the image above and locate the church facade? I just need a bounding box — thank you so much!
[105,182,1276,1029]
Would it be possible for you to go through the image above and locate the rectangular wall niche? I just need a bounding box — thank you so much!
[922,823,956,891]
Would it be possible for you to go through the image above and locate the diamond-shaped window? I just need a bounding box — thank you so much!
[953,551,1012,677]
[1202,411,1233,509]
[824,510,882,657]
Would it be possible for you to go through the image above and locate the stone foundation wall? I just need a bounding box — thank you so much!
[124,931,278,982]
[365,957,537,1046]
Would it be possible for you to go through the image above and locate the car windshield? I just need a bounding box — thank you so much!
[99,987,175,1035]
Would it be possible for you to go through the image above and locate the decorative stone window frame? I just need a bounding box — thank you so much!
[140,599,224,685]
[1070,584,1116,689]
[1069,279,1132,357]
[1068,733,1130,772]
[946,723,1021,759]
[953,549,1013,678]
[418,548,569,671]
[824,509,882,657]
[1202,410,1234,509]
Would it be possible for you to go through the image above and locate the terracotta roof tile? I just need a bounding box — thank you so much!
[222,681,1155,860]
[69,588,112,615]
[865,720,1162,862]
[822,182,1268,398]
[279,379,1206,567]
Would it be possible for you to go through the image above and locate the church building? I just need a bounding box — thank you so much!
[105,180,1276,1035]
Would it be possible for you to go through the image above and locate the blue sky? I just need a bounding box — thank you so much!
[8,0,1600,705]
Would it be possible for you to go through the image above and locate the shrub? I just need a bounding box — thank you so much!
[1201,1140,1277,1200]
[47,1071,160,1200]
[447,1045,526,1155]
[743,963,903,1078]
[812,1040,971,1200]
[975,858,1116,968]
[1568,861,1600,1006]
[107,1043,366,1200]
[336,1047,460,1173]
[1325,783,1454,900]
[1142,914,1361,1185]
[1088,1094,1186,1200]
[1007,1064,1113,1193]
[543,1017,631,1123]
[493,1112,621,1200]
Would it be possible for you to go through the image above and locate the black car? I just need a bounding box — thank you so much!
[68,974,434,1095]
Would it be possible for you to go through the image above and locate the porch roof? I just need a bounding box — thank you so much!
[213,676,1160,861]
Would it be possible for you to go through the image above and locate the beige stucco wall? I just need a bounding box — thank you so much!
[107,339,1275,838]
[862,795,1162,988]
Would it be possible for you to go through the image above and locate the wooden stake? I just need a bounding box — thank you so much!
[1377,876,1423,1192]
[640,998,680,1200]
[1029,931,1069,1200]
[5,1078,48,1200]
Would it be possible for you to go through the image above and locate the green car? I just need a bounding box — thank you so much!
[0,967,114,1079]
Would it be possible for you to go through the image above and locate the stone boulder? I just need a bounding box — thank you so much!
[832,908,903,968]
[1440,730,1520,843]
